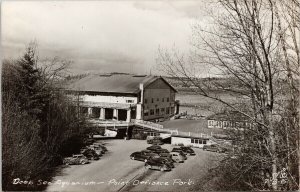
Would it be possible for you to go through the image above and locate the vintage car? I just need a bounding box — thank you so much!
[149,156,175,168]
[203,144,227,153]
[146,145,162,151]
[152,148,170,154]
[180,146,196,156]
[172,147,187,155]
[92,143,108,152]
[145,158,172,171]
[88,144,106,155]
[147,136,164,145]
[63,154,89,165]
[82,149,100,160]
[159,152,172,159]
[83,138,95,146]
[170,152,185,163]
[171,148,187,160]
[130,151,159,162]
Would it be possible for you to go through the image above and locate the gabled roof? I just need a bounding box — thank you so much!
[64,74,176,94]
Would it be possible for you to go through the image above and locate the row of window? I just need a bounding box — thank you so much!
[144,97,172,104]
[144,107,171,116]
[208,120,250,128]
[191,139,207,144]
[146,132,160,137]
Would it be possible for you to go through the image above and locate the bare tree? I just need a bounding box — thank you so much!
[157,0,299,190]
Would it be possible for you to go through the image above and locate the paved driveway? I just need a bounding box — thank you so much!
[46,139,220,192]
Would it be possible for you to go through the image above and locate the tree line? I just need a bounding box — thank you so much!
[2,43,89,191]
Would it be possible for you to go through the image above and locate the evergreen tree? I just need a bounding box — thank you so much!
[16,43,44,119]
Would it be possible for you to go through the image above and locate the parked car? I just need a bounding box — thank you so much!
[203,144,227,153]
[63,154,89,165]
[93,143,108,153]
[146,145,162,151]
[158,152,172,159]
[83,138,95,146]
[150,156,175,168]
[145,158,172,171]
[172,147,187,155]
[141,150,159,156]
[180,146,196,156]
[148,148,169,155]
[130,151,159,162]
[154,148,169,154]
[89,144,105,155]
[147,136,164,145]
[170,152,185,163]
[80,147,88,154]
[171,148,187,160]
[82,149,100,160]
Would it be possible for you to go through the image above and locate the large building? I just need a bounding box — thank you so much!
[65,73,179,122]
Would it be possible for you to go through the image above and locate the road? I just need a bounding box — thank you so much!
[46,139,220,192]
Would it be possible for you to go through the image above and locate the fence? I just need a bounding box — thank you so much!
[171,131,211,139]
[133,119,164,129]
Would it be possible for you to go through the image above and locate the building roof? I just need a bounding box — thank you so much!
[207,111,250,122]
[64,73,176,94]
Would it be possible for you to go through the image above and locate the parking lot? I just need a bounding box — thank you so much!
[47,139,221,192]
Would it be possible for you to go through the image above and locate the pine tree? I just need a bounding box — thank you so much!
[17,43,45,120]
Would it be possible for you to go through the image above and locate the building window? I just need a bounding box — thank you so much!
[166,107,170,114]
[156,108,159,115]
[157,98,159,101]
[217,121,222,128]
[150,109,154,115]
[162,98,164,102]
[80,107,88,115]
[144,99,147,104]
[191,139,206,144]
[161,108,165,114]
[148,132,159,137]
[144,112,149,116]
[152,98,154,103]
[126,99,134,103]
[167,97,169,102]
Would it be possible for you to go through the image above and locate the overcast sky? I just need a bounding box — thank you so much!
[2,0,215,76]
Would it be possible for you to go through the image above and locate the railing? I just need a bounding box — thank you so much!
[88,119,133,127]
[89,119,215,139]
[133,119,164,129]
[171,131,211,139]
[132,120,180,135]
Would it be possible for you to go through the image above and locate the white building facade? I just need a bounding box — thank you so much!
[65,74,178,122]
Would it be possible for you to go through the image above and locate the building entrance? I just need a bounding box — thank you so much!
[105,108,113,119]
